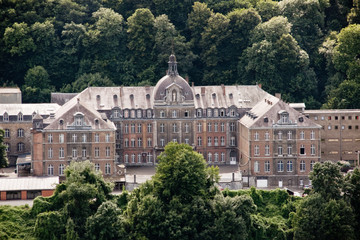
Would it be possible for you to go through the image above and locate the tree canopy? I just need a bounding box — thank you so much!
[0,0,359,108]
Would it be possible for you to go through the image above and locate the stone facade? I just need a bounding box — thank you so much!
[304,109,360,166]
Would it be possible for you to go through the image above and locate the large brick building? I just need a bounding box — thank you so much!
[239,95,321,188]
[31,98,116,178]
[4,54,333,188]
[0,104,60,166]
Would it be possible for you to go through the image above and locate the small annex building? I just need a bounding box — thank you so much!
[0,176,59,200]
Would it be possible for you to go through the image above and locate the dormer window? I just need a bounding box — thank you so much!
[147,110,152,118]
[17,112,23,121]
[197,109,202,117]
[74,113,84,126]
[281,113,289,124]
[96,95,100,100]
[3,112,9,122]
[113,109,120,118]
[207,109,212,117]
[160,111,165,118]
[137,110,142,118]
[230,109,235,117]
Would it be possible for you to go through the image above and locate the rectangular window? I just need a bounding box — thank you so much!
[254,145,259,156]
[278,146,283,156]
[278,131,282,140]
[137,124,142,133]
[82,147,87,157]
[287,131,292,140]
[105,134,110,142]
[287,145,292,155]
[48,148,53,159]
[230,123,235,132]
[131,139,135,147]
[254,132,259,141]
[138,138,142,147]
[311,144,315,155]
[265,145,270,156]
[198,137,202,146]
[300,131,305,140]
[72,134,77,142]
[265,131,269,140]
[173,123,177,133]
[221,136,225,146]
[265,161,270,172]
[221,152,225,162]
[124,139,129,147]
[221,123,225,132]
[48,134,53,143]
[254,161,260,172]
[124,124,129,133]
[160,139,165,147]
[207,137,212,146]
[106,147,110,157]
[131,124,135,133]
[147,138,152,147]
[95,147,99,157]
[72,147,77,158]
[197,123,202,132]
[208,123,212,132]
[147,123,152,133]
[185,138,189,144]
[185,123,189,133]
[59,147,64,158]
[214,123,218,132]
[230,137,235,146]
[300,145,305,155]
[214,137,218,146]
[160,124,165,133]
[310,131,315,140]
[95,134,99,142]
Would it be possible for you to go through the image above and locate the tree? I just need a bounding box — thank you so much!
[255,0,281,22]
[200,12,232,85]
[239,16,318,105]
[344,168,360,239]
[309,161,344,200]
[324,79,360,109]
[153,142,219,203]
[293,193,355,240]
[33,160,114,239]
[126,8,156,83]
[153,14,196,80]
[85,201,124,240]
[61,73,115,93]
[22,66,55,103]
[333,24,360,82]
[0,129,9,169]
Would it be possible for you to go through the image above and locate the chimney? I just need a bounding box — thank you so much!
[275,93,281,99]
[258,83,262,88]
[192,82,194,87]
[221,84,225,96]
[201,87,205,96]
[185,76,189,83]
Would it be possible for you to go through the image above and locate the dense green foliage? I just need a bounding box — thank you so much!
[2,151,360,239]
[1,0,359,108]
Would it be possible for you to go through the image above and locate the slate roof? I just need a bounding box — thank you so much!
[240,95,321,129]
[0,104,60,115]
[45,97,115,130]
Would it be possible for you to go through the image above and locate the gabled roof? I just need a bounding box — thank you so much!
[51,92,78,105]
[45,97,115,130]
[240,96,321,129]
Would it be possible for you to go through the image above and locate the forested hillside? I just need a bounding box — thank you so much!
[1,0,360,108]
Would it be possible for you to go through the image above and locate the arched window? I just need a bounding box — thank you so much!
[3,112,9,121]
[172,90,177,102]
